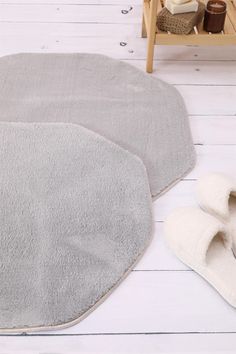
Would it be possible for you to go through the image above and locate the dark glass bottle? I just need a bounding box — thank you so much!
[203,0,227,33]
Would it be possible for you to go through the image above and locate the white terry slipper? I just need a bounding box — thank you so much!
[165,207,236,307]
[197,173,236,252]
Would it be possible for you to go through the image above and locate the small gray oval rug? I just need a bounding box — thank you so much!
[0,53,195,199]
[0,122,152,332]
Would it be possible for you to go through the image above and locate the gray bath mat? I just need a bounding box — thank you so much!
[0,53,195,199]
[0,122,152,332]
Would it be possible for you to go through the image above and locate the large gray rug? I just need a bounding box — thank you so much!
[0,122,152,332]
[0,53,195,199]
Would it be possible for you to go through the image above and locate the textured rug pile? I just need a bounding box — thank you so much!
[0,54,195,332]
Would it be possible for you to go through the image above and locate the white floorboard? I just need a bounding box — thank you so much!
[0,38,236,62]
[0,0,236,352]
[191,116,236,144]
[0,4,141,23]
[0,334,236,354]
[130,60,236,85]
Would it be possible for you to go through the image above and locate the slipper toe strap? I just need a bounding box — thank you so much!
[197,173,236,219]
[165,207,232,266]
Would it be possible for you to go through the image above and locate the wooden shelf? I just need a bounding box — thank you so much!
[156,0,236,45]
[142,0,236,72]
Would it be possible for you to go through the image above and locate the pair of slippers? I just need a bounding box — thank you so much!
[165,173,236,307]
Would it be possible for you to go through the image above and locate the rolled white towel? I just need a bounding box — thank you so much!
[165,0,199,14]
[172,0,191,4]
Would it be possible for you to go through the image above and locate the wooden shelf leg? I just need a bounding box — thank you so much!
[146,37,155,73]
[146,0,158,73]
[141,13,147,38]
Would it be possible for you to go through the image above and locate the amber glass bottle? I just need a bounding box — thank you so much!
[203,0,227,33]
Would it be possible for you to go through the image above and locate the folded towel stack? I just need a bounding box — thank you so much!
[157,1,205,34]
[166,0,199,14]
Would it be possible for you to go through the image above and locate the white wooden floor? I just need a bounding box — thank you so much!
[1,1,236,353]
